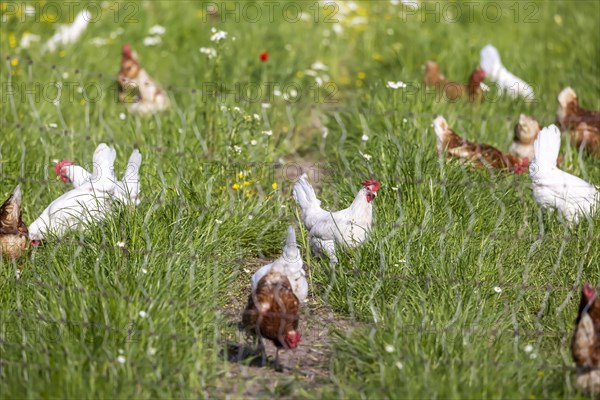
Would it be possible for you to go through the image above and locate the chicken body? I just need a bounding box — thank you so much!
[572,284,600,394]
[118,44,170,114]
[28,144,117,244]
[480,44,534,102]
[293,175,379,263]
[433,116,528,173]
[529,125,598,224]
[557,87,600,157]
[0,185,28,259]
[251,226,308,304]
[424,61,485,101]
[242,270,301,367]
[56,148,143,206]
[510,114,541,160]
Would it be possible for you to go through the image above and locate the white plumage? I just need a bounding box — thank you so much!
[251,226,308,304]
[43,10,90,53]
[29,143,117,244]
[293,174,379,263]
[480,44,535,102]
[529,125,598,224]
[58,148,143,206]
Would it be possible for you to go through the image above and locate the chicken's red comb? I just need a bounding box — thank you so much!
[583,283,597,302]
[122,43,133,58]
[361,179,380,192]
[54,159,74,176]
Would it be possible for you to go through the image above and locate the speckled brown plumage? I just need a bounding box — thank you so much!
[424,61,485,102]
[0,185,28,259]
[557,88,600,157]
[241,271,300,349]
[437,120,527,173]
[572,284,600,394]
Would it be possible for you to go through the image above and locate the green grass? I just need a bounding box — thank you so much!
[1,0,599,398]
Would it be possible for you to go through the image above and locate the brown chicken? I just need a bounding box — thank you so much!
[510,114,540,161]
[572,283,600,394]
[0,185,28,259]
[433,116,529,174]
[241,270,301,369]
[118,44,170,114]
[424,61,486,102]
[557,87,600,157]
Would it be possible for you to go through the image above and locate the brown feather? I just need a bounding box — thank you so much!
[241,271,300,349]
[557,91,600,157]
[0,186,28,259]
[440,126,525,171]
[572,287,600,394]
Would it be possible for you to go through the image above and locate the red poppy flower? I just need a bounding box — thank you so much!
[260,52,268,62]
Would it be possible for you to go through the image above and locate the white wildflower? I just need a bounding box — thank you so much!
[315,77,324,87]
[530,353,538,359]
[220,105,227,112]
[391,187,399,191]
[149,25,166,35]
[118,349,124,355]
[143,36,162,46]
[350,16,368,25]
[248,215,254,220]
[385,344,395,353]
[48,123,58,128]
[139,310,148,318]
[396,361,404,370]
[253,113,260,121]
[360,152,372,161]
[215,219,223,224]
[494,286,502,293]
[141,268,148,274]
[148,347,157,356]
[250,139,257,146]
[119,113,126,121]
[116,241,126,248]
[311,61,328,71]
[233,106,241,113]
[199,47,217,59]
[263,130,273,136]
[210,29,227,42]
[524,344,533,353]
[332,24,343,34]
[62,72,69,79]
[261,102,271,109]
[387,81,407,89]
[233,145,242,154]
[361,134,369,141]
[304,69,318,77]
[117,355,126,364]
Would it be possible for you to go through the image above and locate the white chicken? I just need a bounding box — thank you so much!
[251,226,308,304]
[55,148,143,205]
[28,143,117,245]
[529,125,598,224]
[43,10,90,53]
[480,44,535,102]
[293,174,380,263]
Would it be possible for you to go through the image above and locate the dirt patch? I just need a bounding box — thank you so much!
[217,261,361,398]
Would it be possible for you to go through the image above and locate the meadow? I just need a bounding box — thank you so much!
[1,0,599,398]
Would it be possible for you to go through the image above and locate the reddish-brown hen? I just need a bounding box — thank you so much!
[572,283,600,394]
[557,87,600,157]
[241,270,301,368]
[424,61,486,102]
[0,185,28,259]
[433,116,528,174]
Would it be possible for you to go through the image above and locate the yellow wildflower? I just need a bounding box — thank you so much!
[59,51,66,58]
[238,172,244,179]
[355,80,364,88]
[232,183,241,190]
[10,58,19,67]
[243,181,251,186]
[296,70,304,78]
[357,71,366,80]
[372,53,383,61]
[271,182,278,190]
[8,32,17,49]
